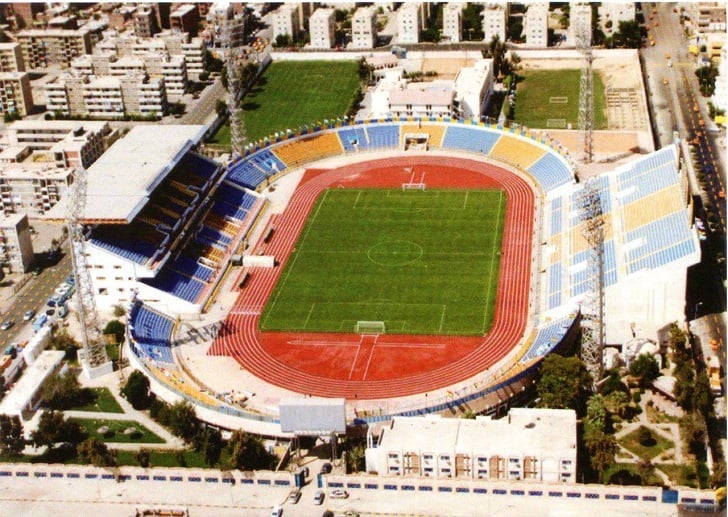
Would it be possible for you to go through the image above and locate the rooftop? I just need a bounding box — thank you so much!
[83,125,206,222]
[0,350,65,418]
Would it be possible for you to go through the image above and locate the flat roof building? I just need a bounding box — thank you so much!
[272,4,301,43]
[397,2,422,44]
[170,4,200,38]
[569,2,593,44]
[0,72,33,117]
[598,3,635,38]
[365,409,577,482]
[0,212,33,272]
[524,2,549,47]
[351,6,378,49]
[0,350,65,420]
[453,59,494,119]
[0,43,25,73]
[442,3,463,43]
[309,8,336,49]
[481,3,508,43]
[17,28,92,68]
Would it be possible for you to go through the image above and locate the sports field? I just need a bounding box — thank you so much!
[513,69,607,129]
[259,188,505,336]
[217,60,361,144]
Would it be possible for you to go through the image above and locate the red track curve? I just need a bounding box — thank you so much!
[210,155,534,399]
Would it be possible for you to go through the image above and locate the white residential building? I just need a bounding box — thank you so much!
[442,3,463,43]
[309,8,336,49]
[365,409,578,482]
[713,43,728,112]
[397,2,422,44]
[569,2,593,44]
[351,6,378,49]
[453,59,494,119]
[524,2,550,47]
[481,3,508,43]
[0,213,33,273]
[272,4,301,43]
[598,2,635,37]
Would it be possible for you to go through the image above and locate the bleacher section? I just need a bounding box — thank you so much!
[338,127,369,151]
[401,124,446,149]
[527,152,573,191]
[441,125,500,155]
[365,124,400,149]
[142,268,206,304]
[521,316,576,363]
[129,304,176,365]
[272,132,343,167]
[625,211,695,274]
[90,224,165,265]
[489,134,547,169]
[226,159,268,190]
[614,147,677,205]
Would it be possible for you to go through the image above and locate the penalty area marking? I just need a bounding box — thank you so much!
[549,96,568,104]
[546,119,567,128]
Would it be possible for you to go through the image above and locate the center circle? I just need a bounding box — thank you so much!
[367,240,423,266]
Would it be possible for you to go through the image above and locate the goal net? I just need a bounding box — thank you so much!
[402,183,426,191]
[355,321,386,334]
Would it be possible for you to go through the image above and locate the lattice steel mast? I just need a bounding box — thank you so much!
[575,5,594,164]
[67,168,112,378]
[578,179,605,383]
[223,11,246,156]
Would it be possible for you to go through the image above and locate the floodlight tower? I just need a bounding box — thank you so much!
[222,10,246,156]
[575,6,594,164]
[67,168,112,378]
[577,178,606,384]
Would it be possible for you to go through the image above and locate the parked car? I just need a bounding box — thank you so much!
[329,489,349,499]
[270,506,283,517]
[320,462,332,474]
[313,490,325,505]
[23,309,36,321]
[55,283,72,296]
[287,488,301,504]
[1,319,14,330]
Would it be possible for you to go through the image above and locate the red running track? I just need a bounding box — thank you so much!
[210,155,534,399]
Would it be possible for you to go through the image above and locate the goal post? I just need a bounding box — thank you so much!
[402,183,426,191]
[355,321,386,334]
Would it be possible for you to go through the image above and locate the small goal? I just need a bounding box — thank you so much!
[355,321,386,334]
[402,182,426,191]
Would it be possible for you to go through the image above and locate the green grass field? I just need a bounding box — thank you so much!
[260,189,505,336]
[210,61,361,145]
[513,69,607,129]
[70,418,165,444]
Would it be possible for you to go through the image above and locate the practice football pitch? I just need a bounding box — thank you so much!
[259,189,505,336]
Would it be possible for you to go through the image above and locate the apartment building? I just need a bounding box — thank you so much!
[365,409,577,483]
[0,43,25,73]
[388,83,453,118]
[397,2,422,44]
[351,6,378,49]
[481,3,508,43]
[442,3,463,43]
[524,2,549,47]
[0,73,33,117]
[17,28,92,68]
[0,213,33,272]
[453,59,494,119]
[713,43,727,112]
[0,163,74,218]
[272,4,300,42]
[170,4,200,37]
[134,4,161,38]
[45,73,167,119]
[7,120,110,168]
[569,2,593,44]
[309,8,336,49]
[7,3,45,30]
[180,38,205,80]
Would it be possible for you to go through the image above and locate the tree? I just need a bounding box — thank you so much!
[136,449,150,468]
[193,426,223,467]
[695,64,719,97]
[536,354,592,415]
[122,370,151,410]
[636,458,655,485]
[41,370,85,410]
[585,395,607,432]
[77,437,116,467]
[198,71,210,82]
[226,430,276,471]
[636,425,655,447]
[629,354,660,388]
[49,327,79,360]
[483,35,507,79]
[168,401,200,444]
[601,369,628,396]
[31,411,85,449]
[346,444,366,473]
[0,414,25,457]
[603,390,630,419]
[169,102,186,116]
[584,428,617,482]
[461,3,484,40]
[613,20,642,48]
[112,304,127,319]
[508,21,523,42]
[215,99,228,119]
[103,320,125,344]
[274,34,291,48]
[692,370,714,417]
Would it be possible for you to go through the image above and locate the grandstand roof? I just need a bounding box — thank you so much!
[82,125,206,223]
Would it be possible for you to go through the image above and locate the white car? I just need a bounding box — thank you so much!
[329,489,349,499]
[313,490,325,505]
[270,506,283,517]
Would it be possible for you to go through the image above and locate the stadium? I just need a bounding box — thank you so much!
[83,118,700,435]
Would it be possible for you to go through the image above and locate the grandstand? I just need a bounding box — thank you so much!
[107,120,699,434]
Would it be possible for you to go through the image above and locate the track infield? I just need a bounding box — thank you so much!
[259,188,505,336]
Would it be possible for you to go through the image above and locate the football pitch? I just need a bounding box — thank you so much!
[260,188,506,336]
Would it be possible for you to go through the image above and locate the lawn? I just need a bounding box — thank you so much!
[69,418,165,444]
[260,188,505,335]
[619,427,675,461]
[210,60,361,145]
[72,387,124,413]
[657,463,698,488]
[116,448,231,469]
[513,69,607,130]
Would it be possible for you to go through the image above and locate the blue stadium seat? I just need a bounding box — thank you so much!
[141,269,206,304]
[625,211,696,274]
[441,125,500,155]
[527,153,573,192]
[615,147,677,205]
[338,127,369,151]
[366,125,400,149]
[169,255,214,282]
[129,304,175,364]
[522,316,575,362]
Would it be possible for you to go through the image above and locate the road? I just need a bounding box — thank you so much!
[178,78,225,126]
[1,246,72,347]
